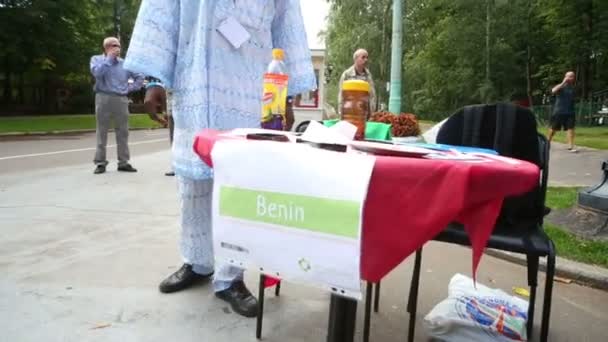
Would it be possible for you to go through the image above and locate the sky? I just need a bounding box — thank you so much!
[300,0,329,49]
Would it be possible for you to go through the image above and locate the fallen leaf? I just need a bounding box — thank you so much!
[91,323,111,330]
[512,287,530,298]
[554,276,573,284]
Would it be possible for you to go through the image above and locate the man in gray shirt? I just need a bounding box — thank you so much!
[338,48,377,115]
[90,37,144,174]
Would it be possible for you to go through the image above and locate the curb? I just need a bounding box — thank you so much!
[0,127,163,137]
[485,249,608,291]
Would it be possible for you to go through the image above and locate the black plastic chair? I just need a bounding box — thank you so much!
[406,104,555,342]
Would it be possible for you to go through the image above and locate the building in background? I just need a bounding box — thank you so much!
[291,0,329,130]
[293,49,326,129]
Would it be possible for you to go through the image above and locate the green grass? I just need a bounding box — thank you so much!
[0,114,161,134]
[545,187,579,210]
[541,125,608,150]
[545,223,608,268]
[545,187,608,268]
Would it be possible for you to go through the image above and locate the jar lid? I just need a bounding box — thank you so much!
[272,48,285,60]
[342,80,370,92]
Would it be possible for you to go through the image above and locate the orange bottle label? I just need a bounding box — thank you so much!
[261,73,289,124]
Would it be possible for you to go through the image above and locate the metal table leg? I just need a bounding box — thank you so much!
[326,294,357,342]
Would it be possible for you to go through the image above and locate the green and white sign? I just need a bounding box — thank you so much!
[211,137,375,299]
[219,186,361,238]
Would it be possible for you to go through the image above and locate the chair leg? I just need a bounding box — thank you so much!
[408,249,423,342]
[374,281,381,313]
[541,243,556,342]
[407,248,422,313]
[528,285,537,339]
[256,274,266,340]
[526,254,539,339]
[275,281,281,297]
[363,282,373,342]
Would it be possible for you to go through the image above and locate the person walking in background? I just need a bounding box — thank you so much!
[90,37,144,174]
[124,0,316,318]
[143,77,175,176]
[548,71,577,152]
[338,48,376,114]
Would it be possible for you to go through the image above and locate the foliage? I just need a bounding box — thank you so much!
[326,0,608,120]
[0,0,141,113]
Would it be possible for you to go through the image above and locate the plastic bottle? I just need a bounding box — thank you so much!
[261,48,289,130]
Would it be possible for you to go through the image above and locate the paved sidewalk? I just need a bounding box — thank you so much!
[548,142,608,187]
[1,150,607,341]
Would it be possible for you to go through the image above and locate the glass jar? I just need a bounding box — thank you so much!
[340,80,370,140]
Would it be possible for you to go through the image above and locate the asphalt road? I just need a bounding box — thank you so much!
[1,129,608,341]
[0,129,172,175]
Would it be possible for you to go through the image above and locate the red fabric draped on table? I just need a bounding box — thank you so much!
[193,130,539,282]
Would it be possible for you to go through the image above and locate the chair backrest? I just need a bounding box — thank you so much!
[437,103,548,224]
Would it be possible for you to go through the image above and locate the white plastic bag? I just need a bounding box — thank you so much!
[422,118,448,144]
[424,274,529,342]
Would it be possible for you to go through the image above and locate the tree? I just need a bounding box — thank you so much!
[0,0,141,113]
[325,0,394,110]
[325,0,608,119]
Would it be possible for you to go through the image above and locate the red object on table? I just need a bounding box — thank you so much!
[193,130,539,283]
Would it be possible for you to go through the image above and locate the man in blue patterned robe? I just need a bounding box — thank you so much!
[124,0,316,317]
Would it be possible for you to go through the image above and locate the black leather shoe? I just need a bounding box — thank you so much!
[117,164,137,172]
[165,171,175,176]
[159,264,213,293]
[215,281,258,318]
[94,165,106,174]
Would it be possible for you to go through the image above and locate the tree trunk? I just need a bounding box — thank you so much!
[17,73,25,105]
[485,0,492,83]
[3,57,11,104]
[114,0,122,41]
[44,74,55,114]
[581,0,593,100]
[526,0,533,106]
[378,0,392,107]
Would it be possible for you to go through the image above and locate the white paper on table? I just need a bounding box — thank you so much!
[300,120,357,145]
[331,120,358,140]
[211,139,375,299]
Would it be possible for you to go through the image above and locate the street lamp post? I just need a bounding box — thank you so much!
[388,0,403,114]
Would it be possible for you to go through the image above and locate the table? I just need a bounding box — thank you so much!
[193,129,540,342]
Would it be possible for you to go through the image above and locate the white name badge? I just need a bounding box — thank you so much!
[217,16,251,49]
